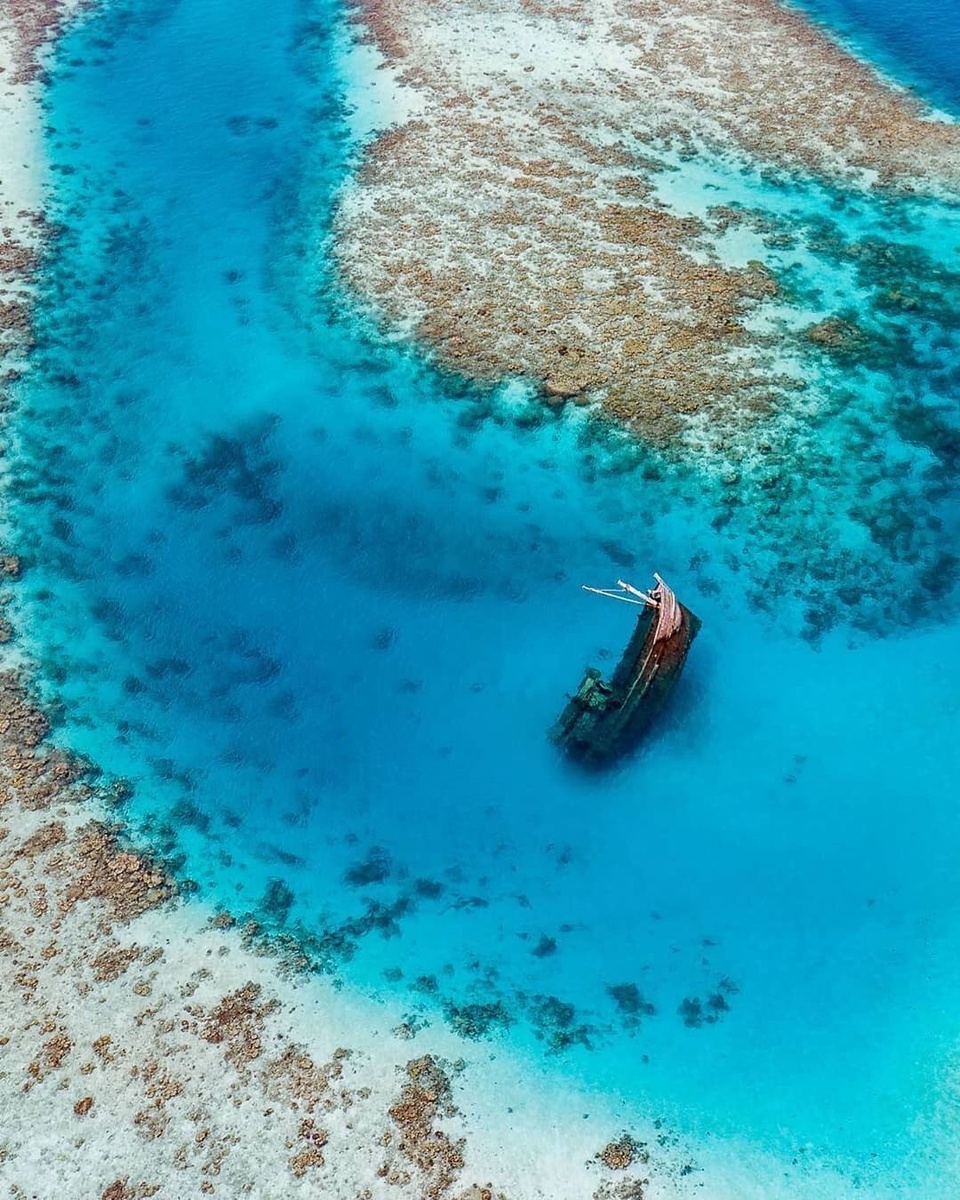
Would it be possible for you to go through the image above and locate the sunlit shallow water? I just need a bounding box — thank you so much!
[10,0,960,1188]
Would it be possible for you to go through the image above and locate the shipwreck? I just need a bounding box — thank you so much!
[551,573,700,765]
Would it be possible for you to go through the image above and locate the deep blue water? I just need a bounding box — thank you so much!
[796,0,960,111]
[11,0,960,1188]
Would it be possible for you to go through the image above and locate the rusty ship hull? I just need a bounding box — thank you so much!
[552,576,701,765]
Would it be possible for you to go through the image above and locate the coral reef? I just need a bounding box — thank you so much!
[385,1054,466,1197]
[597,1133,647,1171]
[336,0,960,439]
[0,667,509,1195]
[5,0,77,82]
[2,663,709,1196]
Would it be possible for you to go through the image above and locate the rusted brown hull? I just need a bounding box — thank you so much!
[551,599,700,765]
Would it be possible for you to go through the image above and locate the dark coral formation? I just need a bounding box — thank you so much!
[804,316,868,358]
[344,845,393,886]
[528,994,594,1053]
[442,999,512,1040]
[167,421,284,526]
[607,983,657,1029]
[677,980,737,1028]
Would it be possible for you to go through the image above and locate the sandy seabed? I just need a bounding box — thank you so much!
[0,652,850,1200]
[0,658,935,1200]
[0,15,703,1197]
[3,2,960,1197]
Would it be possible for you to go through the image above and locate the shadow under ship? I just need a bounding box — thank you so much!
[552,574,701,765]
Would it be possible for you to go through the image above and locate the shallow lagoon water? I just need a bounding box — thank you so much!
[11,0,960,1188]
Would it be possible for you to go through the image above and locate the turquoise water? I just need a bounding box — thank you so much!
[12,0,960,1187]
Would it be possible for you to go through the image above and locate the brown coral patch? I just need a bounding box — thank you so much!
[198,982,279,1067]
[260,1043,343,1112]
[18,820,67,857]
[289,1117,329,1176]
[0,672,50,755]
[597,1133,647,1170]
[335,120,781,443]
[356,0,960,188]
[6,0,76,82]
[336,0,960,448]
[91,943,143,983]
[388,1055,466,1198]
[0,677,95,822]
[62,823,174,922]
[0,241,40,280]
[804,316,866,352]
[100,1181,160,1200]
[593,1181,647,1200]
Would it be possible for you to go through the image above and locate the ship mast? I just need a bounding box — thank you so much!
[581,578,661,609]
